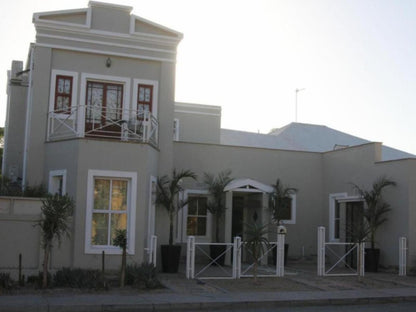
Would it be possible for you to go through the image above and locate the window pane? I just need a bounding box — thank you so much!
[198,198,207,215]
[187,217,197,235]
[87,83,103,122]
[110,213,127,245]
[57,78,65,93]
[335,220,340,239]
[111,180,127,211]
[92,213,108,245]
[188,198,197,215]
[106,85,122,121]
[279,198,292,220]
[63,79,71,94]
[197,217,206,236]
[94,179,110,210]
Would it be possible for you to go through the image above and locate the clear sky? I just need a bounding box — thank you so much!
[1,0,415,154]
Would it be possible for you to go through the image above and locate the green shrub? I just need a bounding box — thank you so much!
[0,272,14,293]
[126,262,162,289]
[26,272,51,288]
[53,268,106,289]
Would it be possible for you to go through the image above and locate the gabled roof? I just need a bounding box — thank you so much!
[221,122,415,161]
[225,178,273,193]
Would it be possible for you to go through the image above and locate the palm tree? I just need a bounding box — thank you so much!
[35,193,74,288]
[269,179,297,224]
[203,169,233,243]
[114,229,127,287]
[156,169,197,246]
[244,222,269,283]
[353,176,396,250]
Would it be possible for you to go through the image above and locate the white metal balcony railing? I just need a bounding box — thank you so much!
[47,106,159,146]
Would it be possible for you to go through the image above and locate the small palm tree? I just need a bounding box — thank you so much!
[269,179,297,224]
[244,222,269,283]
[114,229,127,287]
[203,169,233,243]
[35,193,74,288]
[156,169,197,246]
[352,176,396,249]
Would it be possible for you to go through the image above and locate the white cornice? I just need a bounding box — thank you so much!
[129,14,183,40]
[35,22,181,47]
[37,33,176,55]
[35,43,176,63]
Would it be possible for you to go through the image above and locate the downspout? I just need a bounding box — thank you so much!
[22,45,34,191]
[2,71,11,175]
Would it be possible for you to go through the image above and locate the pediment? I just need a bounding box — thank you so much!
[34,9,90,28]
[224,178,273,193]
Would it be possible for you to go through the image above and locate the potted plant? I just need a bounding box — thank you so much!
[353,176,396,272]
[203,169,233,265]
[244,221,269,283]
[269,179,297,265]
[156,169,196,273]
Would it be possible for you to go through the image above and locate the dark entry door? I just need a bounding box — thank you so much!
[345,201,364,268]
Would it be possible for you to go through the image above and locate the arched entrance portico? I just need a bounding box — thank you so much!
[223,178,273,264]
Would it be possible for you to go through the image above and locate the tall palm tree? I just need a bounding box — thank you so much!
[269,179,297,224]
[156,169,196,245]
[204,169,233,243]
[353,176,396,249]
[35,194,74,288]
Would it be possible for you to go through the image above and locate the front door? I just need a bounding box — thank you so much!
[345,201,364,268]
[85,81,124,137]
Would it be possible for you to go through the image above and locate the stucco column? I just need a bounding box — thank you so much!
[261,192,269,265]
[225,191,233,265]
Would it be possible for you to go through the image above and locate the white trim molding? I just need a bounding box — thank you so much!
[132,79,159,118]
[85,169,137,255]
[328,193,348,242]
[181,189,211,243]
[78,73,131,137]
[48,169,67,195]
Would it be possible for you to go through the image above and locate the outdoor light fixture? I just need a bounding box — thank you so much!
[106,57,112,68]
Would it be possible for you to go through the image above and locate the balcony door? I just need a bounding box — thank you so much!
[85,81,124,137]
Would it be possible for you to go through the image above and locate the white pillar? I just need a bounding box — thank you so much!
[399,237,407,276]
[233,236,241,279]
[225,191,233,265]
[276,232,285,277]
[317,226,325,276]
[186,236,195,279]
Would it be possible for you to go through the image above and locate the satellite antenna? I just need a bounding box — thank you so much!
[295,88,305,122]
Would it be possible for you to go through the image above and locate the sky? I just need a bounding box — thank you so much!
[1,0,416,155]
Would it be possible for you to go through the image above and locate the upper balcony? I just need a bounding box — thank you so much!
[47,106,158,147]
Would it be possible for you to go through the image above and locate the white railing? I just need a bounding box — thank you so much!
[317,226,365,277]
[47,106,158,146]
[186,234,286,280]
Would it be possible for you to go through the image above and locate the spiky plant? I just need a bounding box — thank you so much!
[35,193,74,288]
[204,169,233,243]
[269,179,297,224]
[156,169,197,245]
[352,176,396,249]
[244,222,270,283]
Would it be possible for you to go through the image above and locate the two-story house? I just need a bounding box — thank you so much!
[2,1,416,276]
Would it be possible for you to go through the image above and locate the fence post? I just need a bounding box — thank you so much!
[358,243,365,277]
[276,233,285,277]
[151,235,157,266]
[233,236,241,279]
[399,237,407,276]
[317,227,325,276]
[186,236,195,279]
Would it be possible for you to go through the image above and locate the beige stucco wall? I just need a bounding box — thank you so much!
[173,142,324,258]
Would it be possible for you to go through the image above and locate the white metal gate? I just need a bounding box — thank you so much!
[317,227,365,276]
[186,234,285,279]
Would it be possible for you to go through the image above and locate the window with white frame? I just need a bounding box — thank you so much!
[85,170,137,254]
[132,79,158,118]
[49,70,78,115]
[275,194,297,224]
[187,195,208,236]
[329,193,347,241]
[48,169,67,195]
